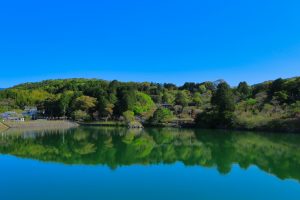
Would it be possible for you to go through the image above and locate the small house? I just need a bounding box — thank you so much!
[1,111,24,122]
[160,103,174,110]
[22,106,38,119]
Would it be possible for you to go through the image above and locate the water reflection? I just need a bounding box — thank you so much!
[1,127,300,183]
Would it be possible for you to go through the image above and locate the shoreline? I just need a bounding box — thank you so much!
[80,120,300,134]
[1,120,79,131]
[1,119,299,134]
[0,122,9,131]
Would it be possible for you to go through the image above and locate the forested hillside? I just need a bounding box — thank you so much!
[0,77,299,132]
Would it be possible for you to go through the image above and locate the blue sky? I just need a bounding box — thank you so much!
[0,0,300,87]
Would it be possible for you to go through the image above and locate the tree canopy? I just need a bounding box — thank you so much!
[0,77,299,131]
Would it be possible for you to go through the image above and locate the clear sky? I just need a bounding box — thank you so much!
[0,0,300,88]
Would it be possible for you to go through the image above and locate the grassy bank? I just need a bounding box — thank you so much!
[3,120,79,129]
[0,122,9,131]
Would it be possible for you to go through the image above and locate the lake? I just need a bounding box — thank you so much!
[1,127,300,200]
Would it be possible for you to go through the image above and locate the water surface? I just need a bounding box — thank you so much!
[1,127,300,200]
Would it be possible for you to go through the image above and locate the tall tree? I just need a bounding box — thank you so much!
[175,91,190,107]
[115,87,137,115]
[59,91,74,117]
[211,82,235,127]
[237,81,251,100]
[212,82,235,112]
[98,96,114,121]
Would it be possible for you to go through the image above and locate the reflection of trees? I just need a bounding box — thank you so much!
[1,127,300,182]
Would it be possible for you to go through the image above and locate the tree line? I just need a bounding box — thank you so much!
[0,77,299,131]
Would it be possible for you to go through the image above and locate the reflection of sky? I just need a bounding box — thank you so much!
[1,155,299,200]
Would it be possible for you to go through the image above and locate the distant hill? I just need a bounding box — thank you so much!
[0,88,5,91]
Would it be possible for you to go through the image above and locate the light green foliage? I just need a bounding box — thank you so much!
[0,89,51,108]
[74,95,97,111]
[133,92,156,117]
[59,91,74,116]
[122,110,135,122]
[175,90,190,107]
[246,98,257,106]
[198,85,207,93]
[239,98,257,112]
[193,92,202,107]
[162,90,175,104]
[73,110,90,121]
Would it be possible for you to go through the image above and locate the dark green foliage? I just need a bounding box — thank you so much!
[180,82,198,92]
[212,82,235,113]
[163,83,177,90]
[268,78,284,98]
[237,81,251,100]
[44,97,61,117]
[97,96,110,118]
[196,82,235,128]
[195,109,216,128]
[115,86,137,115]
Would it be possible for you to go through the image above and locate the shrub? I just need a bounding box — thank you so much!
[150,108,174,124]
[122,110,135,122]
[73,110,90,121]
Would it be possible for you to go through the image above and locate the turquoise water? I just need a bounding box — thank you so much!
[0,127,300,200]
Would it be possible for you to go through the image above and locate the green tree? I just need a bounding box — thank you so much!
[115,87,137,115]
[74,95,97,112]
[212,82,235,113]
[98,96,114,120]
[290,101,300,117]
[274,91,288,103]
[150,108,174,124]
[192,92,202,107]
[198,85,207,94]
[122,110,135,122]
[72,110,90,121]
[268,78,284,98]
[44,96,61,117]
[59,91,74,117]
[211,82,235,127]
[237,81,251,100]
[162,90,175,105]
[133,92,156,117]
[175,90,190,107]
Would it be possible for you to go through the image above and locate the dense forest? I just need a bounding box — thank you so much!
[0,77,299,131]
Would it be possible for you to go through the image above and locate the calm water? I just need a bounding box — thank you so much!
[1,127,300,200]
